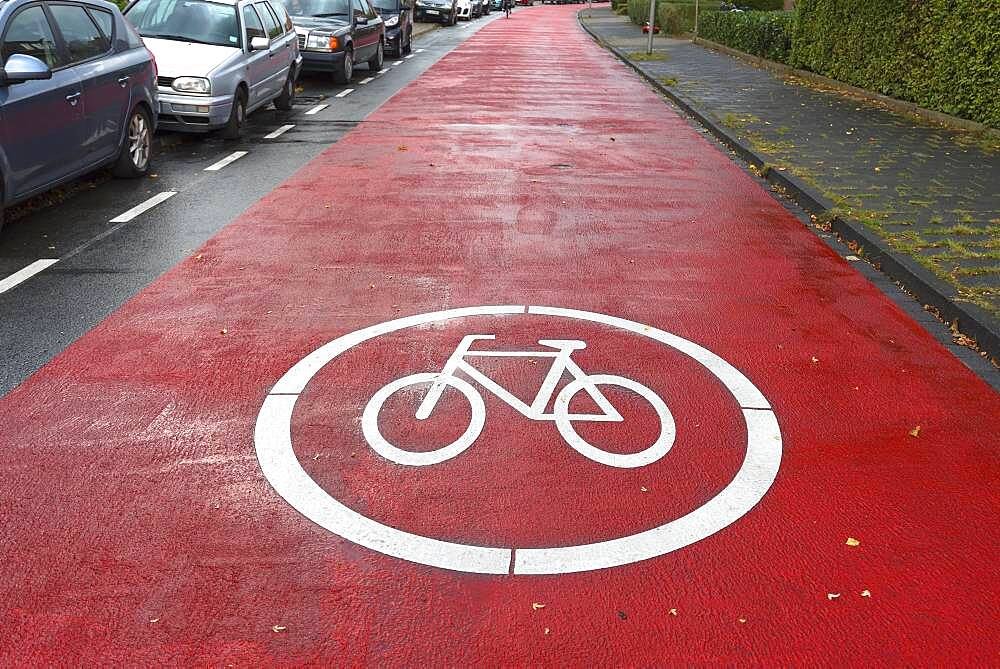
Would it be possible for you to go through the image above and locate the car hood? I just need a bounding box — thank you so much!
[290,15,351,33]
[143,38,240,78]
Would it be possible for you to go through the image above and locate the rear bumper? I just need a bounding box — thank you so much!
[415,7,450,21]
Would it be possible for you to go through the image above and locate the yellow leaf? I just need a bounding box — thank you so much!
[544,628,551,635]
[272,625,287,632]
[861,590,871,597]
[532,602,545,611]
[668,608,677,616]
[220,328,228,335]
[827,593,840,600]
[640,486,648,492]
[845,537,860,547]
[909,425,921,437]
[738,617,746,624]
[149,618,160,623]
[811,356,819,363]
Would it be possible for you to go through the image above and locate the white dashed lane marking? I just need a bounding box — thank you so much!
[264,124,295,139]
[335,88,354,97]
[204,151,248,172]
[304,104,328,115]
[0,259,59,295]
[109,191,177,223]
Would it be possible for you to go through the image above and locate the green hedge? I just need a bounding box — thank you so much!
[698,10,793,62]
[790,0,1000,126]
[627,0,707,35]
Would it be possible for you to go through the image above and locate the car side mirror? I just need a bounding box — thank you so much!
[0,54,52,86]
[355,15,368,24]
[250,36,270,51]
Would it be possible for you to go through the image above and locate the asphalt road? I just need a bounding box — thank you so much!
[0,16,497,397]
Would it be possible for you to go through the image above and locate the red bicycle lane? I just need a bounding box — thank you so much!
[1,5,998,665]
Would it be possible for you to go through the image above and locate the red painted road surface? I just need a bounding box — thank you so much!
[2,6,999,664]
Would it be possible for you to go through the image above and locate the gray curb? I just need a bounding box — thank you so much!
[578,12,1000,364]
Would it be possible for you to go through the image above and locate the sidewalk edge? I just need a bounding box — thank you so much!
[578,11,1000,365]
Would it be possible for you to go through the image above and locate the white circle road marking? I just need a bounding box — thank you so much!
[254,305,782,575]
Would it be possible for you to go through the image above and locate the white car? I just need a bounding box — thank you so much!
[455,0,471,19]
[125,0,302,139]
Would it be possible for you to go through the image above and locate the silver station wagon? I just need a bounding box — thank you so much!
[124,0,301,139]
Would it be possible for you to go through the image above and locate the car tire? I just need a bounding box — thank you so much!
[112,105,153,178]
[333,47,353,84]
[367,40,383,71]
[274,72,296,111]
[221,89,247,141]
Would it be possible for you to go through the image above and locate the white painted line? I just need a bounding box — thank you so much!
[377,68,389,74]
[415,48,425,53]
[390,60,404,67]
[0,259,59,295]
[264,124,295,139]
[304,103,328,115]
[109,191,177,223]
[359,77,374,84]
[204,151,248,172]
[404,54,415,59]
[335,88,354,98]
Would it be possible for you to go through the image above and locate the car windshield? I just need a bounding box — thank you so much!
[273,0,349,17]
[371,0,397,12]
[126,0,240,48]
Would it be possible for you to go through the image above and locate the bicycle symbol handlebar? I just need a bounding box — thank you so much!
[362,335,676,468]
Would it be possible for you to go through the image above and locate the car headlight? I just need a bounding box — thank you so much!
[172,76,210,95]
[384,14,399,26]
[305,32,339,51]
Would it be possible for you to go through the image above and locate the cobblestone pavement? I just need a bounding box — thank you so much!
[582,9,1000,327]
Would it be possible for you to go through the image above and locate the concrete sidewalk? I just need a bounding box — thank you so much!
[581,8,1000,361]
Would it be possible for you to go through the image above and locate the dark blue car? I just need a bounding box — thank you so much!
[0,0,157,232]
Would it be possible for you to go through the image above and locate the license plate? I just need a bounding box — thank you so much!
[426,8,438,13]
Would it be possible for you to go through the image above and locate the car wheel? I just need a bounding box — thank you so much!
[112,105,153,178]
[274,73,296,111]
[367,40,383,71]
[221,89,247,140]
[333,47,354,84]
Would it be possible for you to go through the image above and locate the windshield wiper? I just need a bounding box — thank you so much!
[142,33,223,46]
[311,12,349,17]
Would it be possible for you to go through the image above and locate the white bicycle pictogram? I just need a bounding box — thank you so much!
[362,334,676,468]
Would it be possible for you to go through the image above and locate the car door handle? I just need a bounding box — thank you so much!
[65,92,81,106]
[118,76,129,87]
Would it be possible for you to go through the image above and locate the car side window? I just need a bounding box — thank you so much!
[351,0,365,20]
[87,7,114,41]
[269,0,293,32]
[49,4,109,63]
[254,2,280,39]
[362,0,377,19]
[1,5,61,68]
[242,4,265,41]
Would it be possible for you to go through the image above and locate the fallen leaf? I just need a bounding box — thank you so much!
[845,537,860,547]
[272,625,286,632]
[544,628,550,635]
[909,425,921,438]
[617,611,627,620]
[149,618,160,623]
[827,593,840,600]
[195,254,203,261]
[640,486,649,492]
[668,608,677,616]
[397,145,408,151]
[532,602,545,611]
[811,356,819,363]
[860,590,871,597]
[738,617,746,624]
[220,328,228,335]
[369,283,376,289]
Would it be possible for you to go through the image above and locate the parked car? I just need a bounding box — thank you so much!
[413,0,454,25]
[469,0,480,17]
[372,0,411,56]
[455,0,471,20]
[0,0,157,232]
[275,0,384,84]
[479,0,489,15]
[124,0,301,139]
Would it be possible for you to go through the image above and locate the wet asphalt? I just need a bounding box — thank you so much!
[0,15,501,397]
